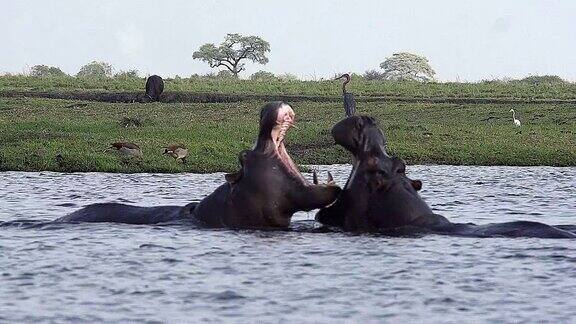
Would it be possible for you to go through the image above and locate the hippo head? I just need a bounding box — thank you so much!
[252,101,335,188]
[317,116,434,230]
[212,101,340,228]
[256,101,299,179]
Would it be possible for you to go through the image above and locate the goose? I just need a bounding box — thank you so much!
[163,144,188,163]
[110,142,143,158]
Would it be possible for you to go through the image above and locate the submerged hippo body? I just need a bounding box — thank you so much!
[316,116,575,239]
[56,102,340,228]
[145,75,164,102]
[55,202,197,224]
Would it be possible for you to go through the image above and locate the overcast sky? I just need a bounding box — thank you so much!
[2,0,575,81]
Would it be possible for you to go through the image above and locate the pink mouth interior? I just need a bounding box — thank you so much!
[272,105,308,184]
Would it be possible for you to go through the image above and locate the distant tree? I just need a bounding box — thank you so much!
[30,65,67,77]
[76,61,113,78]
[114,69,139,79]
[363,69,385,81]
[250,71,276,81]
[380,52,435,81]
[517,75,566,85]
[193,33,270,77]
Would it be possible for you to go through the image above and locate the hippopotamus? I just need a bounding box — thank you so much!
[190,101,341,228]
[55,101,340,229]
[315,115,576,238]
[145,75,164,102]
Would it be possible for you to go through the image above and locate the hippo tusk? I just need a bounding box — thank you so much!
[327,171,334,185]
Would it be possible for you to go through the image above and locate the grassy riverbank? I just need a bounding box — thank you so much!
[0,96,574,172]
[2,75,576,100]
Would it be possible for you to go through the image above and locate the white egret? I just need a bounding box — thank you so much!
[509,109,521,127]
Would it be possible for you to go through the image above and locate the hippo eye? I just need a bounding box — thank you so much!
[372,170,388,178]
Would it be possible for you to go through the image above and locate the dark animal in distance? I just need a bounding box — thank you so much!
[145,75,164,102]
[335,73,356,117]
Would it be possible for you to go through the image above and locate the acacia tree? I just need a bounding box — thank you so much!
[193,33,270,77]
[380,52,435,81]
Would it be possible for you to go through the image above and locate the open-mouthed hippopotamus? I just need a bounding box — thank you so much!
[315,115,576,238]
[56,101,340,229]
[145,75,164,102]
[191,101,341,229]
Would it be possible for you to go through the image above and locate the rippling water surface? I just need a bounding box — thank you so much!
[1,165,575,323]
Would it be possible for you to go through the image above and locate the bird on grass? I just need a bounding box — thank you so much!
[335,73,356,117]
[163,144,188,163]
[55,153,64,168]
[110,142,143,158]
[509,109,521,127]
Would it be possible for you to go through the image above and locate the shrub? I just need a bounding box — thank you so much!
[30,65,67,77]
[114,70,139,79]
[250,71,277,81]
[516,75,566,85]
[363,69,385,81]
[216,70,236,79]
[77,61,113,78]
[276,73,298,81]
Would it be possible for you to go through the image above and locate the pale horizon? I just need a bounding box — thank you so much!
[2,0,575,82]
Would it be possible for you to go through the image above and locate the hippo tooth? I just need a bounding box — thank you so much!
[327,171,334,184]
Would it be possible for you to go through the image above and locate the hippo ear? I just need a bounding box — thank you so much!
[351,117,365,151]
[225,170,243,184]
[411,179,423,191]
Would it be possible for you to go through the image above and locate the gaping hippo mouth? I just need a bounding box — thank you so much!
[271,104,308,184]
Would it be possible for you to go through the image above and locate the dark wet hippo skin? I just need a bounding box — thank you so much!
[56,102,340,228]
[55,202,197,225]
[191,101,341,229]
[145,75,164,102]
[316,116,576,238]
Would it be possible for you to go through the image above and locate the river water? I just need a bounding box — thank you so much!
[1,165,575,323]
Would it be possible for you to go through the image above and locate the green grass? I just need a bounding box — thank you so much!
[1,97,574,173]
[2,75,576,100]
